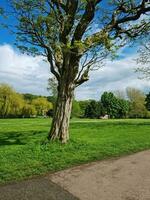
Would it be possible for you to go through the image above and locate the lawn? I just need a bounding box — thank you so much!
[0,118,150,184]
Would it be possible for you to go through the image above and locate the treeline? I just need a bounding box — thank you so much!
[0,83,150,119]
[79,89,150,119]
[0,84,53,118]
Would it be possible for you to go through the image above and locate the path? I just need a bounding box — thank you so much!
[1,150,150,200]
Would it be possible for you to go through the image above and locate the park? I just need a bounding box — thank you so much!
[0,0,150,200]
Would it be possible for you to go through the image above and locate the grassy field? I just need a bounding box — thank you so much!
[0,118,150,184]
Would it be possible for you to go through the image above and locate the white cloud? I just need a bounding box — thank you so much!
[0,44,150,100]
[76,55,150,100]
[0,44,50,95]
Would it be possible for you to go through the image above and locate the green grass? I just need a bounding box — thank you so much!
[0,118,150,184]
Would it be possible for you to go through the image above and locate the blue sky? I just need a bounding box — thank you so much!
[0,1,150,100]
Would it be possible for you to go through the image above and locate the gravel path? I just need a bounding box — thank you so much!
[1,150,150,200]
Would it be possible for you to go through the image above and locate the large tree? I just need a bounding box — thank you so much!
[8,0,150,143]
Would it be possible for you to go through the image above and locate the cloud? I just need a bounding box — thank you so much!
[76,54,150,100]
[0,44,50,95]
[0,44,149,100]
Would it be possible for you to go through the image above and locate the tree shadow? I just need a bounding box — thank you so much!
[0,131,44,146]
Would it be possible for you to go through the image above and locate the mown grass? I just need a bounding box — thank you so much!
[0,118,150,184]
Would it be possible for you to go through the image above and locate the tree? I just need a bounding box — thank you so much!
[101,92,117,118]
[116,98,129,118]
[22,103,37,118]
[126,87,148,118]
[84,100,100,118]
[145,92,150,111]
[10,93,25,117]
[9,0,150,143]
[47,77,58,99]
[136,39,150,79]
[0,84,15,118]
[47,76,58,109]
[101,91,129,118]
[0,84,25,118]
[32,97,53,116]
[79,100,91,118]
[71,100,81,118]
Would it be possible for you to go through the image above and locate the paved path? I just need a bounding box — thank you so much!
[0,178,79,200]
[1,150,150,200]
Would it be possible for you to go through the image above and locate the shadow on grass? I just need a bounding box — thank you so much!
[0,131,45,146]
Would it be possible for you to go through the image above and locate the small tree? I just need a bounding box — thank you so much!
[8,0,150,142]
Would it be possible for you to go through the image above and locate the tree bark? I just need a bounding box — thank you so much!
[48,80,74,143]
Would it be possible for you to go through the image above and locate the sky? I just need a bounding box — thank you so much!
[0,1,150,100]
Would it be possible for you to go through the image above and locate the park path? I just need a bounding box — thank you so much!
[1,150,150,200]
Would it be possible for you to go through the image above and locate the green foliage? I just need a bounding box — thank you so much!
[0,84,53,118]
[71,100,81,118]
[0,118,150,183]
[126,88,148,118]
[78,100,90,117]
[145,92,150,111]
[0,84,24,118]
[84,100,101,118]
[32,97,53,116]
[23,93,40,101]
[101,91,129,118]
[22,103,37,118]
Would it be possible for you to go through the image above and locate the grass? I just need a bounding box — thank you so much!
[0,118,150,184]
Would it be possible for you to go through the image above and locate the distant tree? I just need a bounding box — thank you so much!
[22,104,37,118]
[32,97,53,116]
[136,39,150,79]
[84,100,100,118]
[23,93,39,102]
[0,84,15,118]
[114,90,126,100]
[101,91,129,118]
[116,98,129,118]
[78,100,90,118]
[71,100,81,118]
[9,0,150,143]
[0,84,26,118]
[10,93,25,117]
[126,87,148,118]
[145,92,150,111]
[101,92,118,118]
[47,77,58,99]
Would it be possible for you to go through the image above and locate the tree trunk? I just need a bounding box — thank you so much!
[48,81,74,143]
